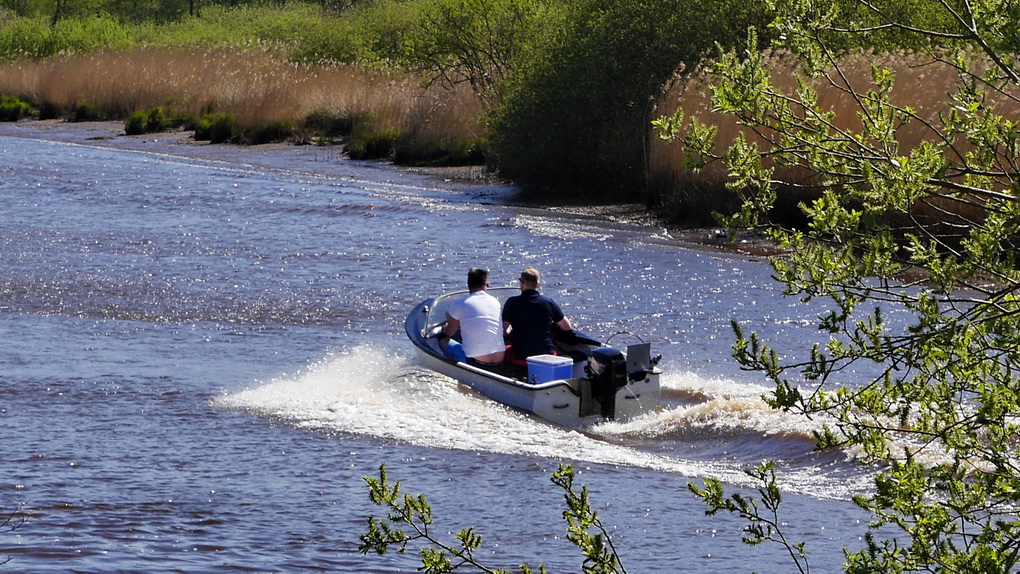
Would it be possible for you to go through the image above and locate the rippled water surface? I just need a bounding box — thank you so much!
[1,122,878,573]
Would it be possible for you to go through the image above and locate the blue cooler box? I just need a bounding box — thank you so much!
[527,354,574,383]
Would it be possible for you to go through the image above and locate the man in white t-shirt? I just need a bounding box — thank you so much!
[439,268,506,366]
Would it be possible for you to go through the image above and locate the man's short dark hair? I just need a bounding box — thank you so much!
[467,268,489,290]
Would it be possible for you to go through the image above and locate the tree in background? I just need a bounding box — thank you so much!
[657,0,1020,570]
[489,0,774,199]
[403,0,550,109]
[0,0,302,24]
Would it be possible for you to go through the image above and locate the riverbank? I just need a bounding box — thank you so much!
[3,119,781,257]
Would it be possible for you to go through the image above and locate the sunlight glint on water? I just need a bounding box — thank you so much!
[1,122,877,573]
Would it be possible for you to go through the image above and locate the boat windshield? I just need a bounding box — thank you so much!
[424,287,519,335]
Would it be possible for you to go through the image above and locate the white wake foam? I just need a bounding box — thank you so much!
[216,345,870,497]
[599,371,826,441]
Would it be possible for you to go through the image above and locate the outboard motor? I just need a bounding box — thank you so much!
[586,347,627,419]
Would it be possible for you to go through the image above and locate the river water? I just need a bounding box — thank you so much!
[1,121,881,572]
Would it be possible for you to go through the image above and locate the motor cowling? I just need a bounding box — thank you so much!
[586,347,627,418]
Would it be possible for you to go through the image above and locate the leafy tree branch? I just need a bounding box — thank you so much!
[1,504,27,565]
[690,461,810,574]
[657,0,1020,571]
[403,0,549,107]
[360,463,628,573]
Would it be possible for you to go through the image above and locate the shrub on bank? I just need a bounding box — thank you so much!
[0,95,32,120]
[393,135,486,166]
[236,120,298,145]
[70,103,107,121]
[194,113,237,143]
[124,110,149,134]
[346,129,399,160]
[302,109,356,141]
[125,106,196,135]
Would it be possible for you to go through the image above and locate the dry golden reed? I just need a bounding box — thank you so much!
[0,48,484,143]
[649,49,1020,224]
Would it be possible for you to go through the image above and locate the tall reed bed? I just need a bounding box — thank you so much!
[0,49,485,164]
[649,50,1019,226]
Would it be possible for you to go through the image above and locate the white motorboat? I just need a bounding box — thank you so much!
[405,287,662,427]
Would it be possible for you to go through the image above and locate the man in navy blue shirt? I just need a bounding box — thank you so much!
[502,267,573,365]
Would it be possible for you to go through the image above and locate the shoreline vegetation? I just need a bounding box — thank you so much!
[0,49,487,164]
[0,4,1009,232]
[0,0,770,221]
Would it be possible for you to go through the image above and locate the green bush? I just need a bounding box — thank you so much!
[400,0,551,106]
[125,106,196,135]
[808,0,961,51]
[194,112,237,143]
[237,120,297,144]
[36,101,64,120]
[347,129,399,160]
[125,110,148,134]
[132,107,295,144]
[393,135,486,166]
[70,103,106,121]
[0,95,33,121]
[299,109,370,145]
[303,109,356,138]
[146,106,171,132]
[0,7,331,59]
